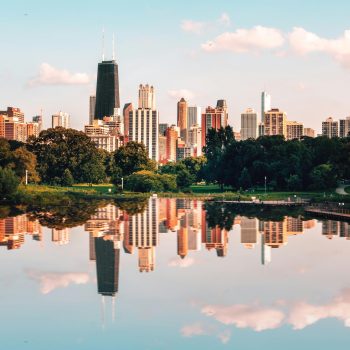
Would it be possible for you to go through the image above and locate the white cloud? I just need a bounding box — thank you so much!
[168,89,195,101]
[168,256,195,268]
[28,63,91,87]
[202,304,285,331]
[181,20,206,34]
[289,27,350,68]
[219,13,231,27]
[27,269,90,294]
[180,323,231,344]
[181,323,206,337]
[288,289,350,330]
[202,26,285,53]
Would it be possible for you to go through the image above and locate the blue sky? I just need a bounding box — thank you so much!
[1,0,350,131]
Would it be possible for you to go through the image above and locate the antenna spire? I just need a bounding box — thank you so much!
[102,28,105,61]
[112,33,115,60]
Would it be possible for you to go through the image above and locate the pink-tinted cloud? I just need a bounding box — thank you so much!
[202,304,285,331]
[202,26,285,53]
[168,89,195,101]
[180,322,231,344]
[181,20,206,34]
[168,256,195,268]
[289,289,350,329]
[27,269,90,294]
[28,63,91,87]
[289,27,350,68]
[218,13,231,27]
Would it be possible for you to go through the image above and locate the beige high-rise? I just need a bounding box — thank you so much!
[264,108,287,138]
[177,98,188,143]
[138,84,155,109]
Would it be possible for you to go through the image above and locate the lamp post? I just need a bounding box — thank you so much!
[121,177,124,191]
[264,176,267,194]
[25,170,28,186]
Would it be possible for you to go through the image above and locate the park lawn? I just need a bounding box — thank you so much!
[191,184,234,193]
[72,183,115,194]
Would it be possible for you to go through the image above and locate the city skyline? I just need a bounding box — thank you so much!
[1,1,350,132]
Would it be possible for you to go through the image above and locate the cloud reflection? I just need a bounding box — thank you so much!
[180,322,231,344]
[168,257,195,268]
[26,269,90,294]
[201,304,285,331]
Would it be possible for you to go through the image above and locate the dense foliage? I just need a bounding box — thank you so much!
[28,128,106,185]
[203,127,350,191]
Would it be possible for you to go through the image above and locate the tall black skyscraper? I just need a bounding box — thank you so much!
[94,60,120,120]
[95,237,120,296]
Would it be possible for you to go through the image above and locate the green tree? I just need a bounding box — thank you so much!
[61,169,74,186]
[309,164,337,190]
[0,167,20,200]
[0,138,12,168]
[158,174,177,192]
[238,167,252,190]
[113,142,155,177]
[12,147,40,183]
[125,170,163,192]
[286,174,302,191]
[28,127,104,184]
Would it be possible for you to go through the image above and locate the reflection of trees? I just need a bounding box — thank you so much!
[27,200,107,229]
[204,202,236,231]
[113,198,148,215]
[204,202,306,227]
[0,206,22,219]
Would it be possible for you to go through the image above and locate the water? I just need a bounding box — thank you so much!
[0,198,349,349]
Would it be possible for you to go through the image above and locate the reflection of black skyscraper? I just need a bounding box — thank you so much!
[94,60,120,120]
[95,238,120,296]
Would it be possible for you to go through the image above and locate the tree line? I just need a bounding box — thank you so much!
[1,126,350,199]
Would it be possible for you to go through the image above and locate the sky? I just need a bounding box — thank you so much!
[1,0,350,132]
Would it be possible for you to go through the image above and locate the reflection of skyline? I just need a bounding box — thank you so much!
[1,200,350,300]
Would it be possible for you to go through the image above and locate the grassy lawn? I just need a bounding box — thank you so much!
[72,183,115,194]
[191,184,234,193]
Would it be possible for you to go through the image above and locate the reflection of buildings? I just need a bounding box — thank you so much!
[240,217,259,249]
[124,198,159,272]
[322,220,350,240]
[95,237,120,296]
[201,210,228,257]
[52,228,70,245]
[0,215,42,250]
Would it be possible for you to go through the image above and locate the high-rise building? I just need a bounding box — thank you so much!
[201,104,227,147]
[95,60,120,120]
[123,103,133,137]
[187,106,201,129]
[158,134,167,164]
[177,98,188,143]
[166,125,179,162]
[94,237,120,296]
[52,111,70,129]
[159,123,169,136]
[241,108,257,140]
[129,109,159,161]
[138,84,156,109]
[240,217,259,249]
[322,117,338,138]
[264,108,287,138]
[89,95,96,124]
[339,117,350,138]
[0,107,24,123]
[188,124,202,156]
[258,122,265,137]
[303,127,315,138]
[261,91,271,123]
[216,100,228,127]
[286,121,304,140]
[32,115,43,133]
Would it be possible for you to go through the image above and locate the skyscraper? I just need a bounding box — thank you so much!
[339,117,350,138]
[138,84,156,109]
[322,117,338,138]
[123,102,133,137]
[264,108,287,138]
[94,60,120,120]
[52,111,70,129]
[240,108,257,140]
[201,105,226,147]
[94,237,120,296]
[286,121,304,140]
[187,106,201,129]
[261,91,271,123]
[89,95,96,124]
[216,99,228,127]
[177,98,188,143]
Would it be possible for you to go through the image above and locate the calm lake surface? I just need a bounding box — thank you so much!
[1,198,350,349]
